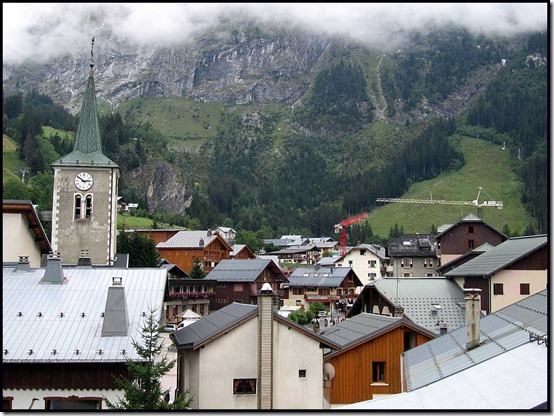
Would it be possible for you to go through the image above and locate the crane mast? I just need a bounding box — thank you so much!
[334,212,368,256]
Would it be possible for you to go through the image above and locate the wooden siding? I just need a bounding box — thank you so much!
[325,327,432,404]
[507,245,548,270]
[158,239,231,274]
[463,276,490,313]
[134,230,179,245]
[3,363,129,390]
[438,223,506,257]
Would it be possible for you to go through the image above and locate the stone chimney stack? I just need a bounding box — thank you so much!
[257,283,274,410]
[464,288,482,351]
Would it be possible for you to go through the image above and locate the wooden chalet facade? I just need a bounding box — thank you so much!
[230,244,257,260]
[156,230,232,274]
[319,314,434,406]
[126,228,181,245]
[165,276,217,320]
[204,259,288,311]
[435,213,507,266]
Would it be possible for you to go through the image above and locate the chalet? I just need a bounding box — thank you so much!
[203,258,288,311]
[262,235,310,249]
[347,277,470,335]
[116,196,128,212]
[161,261,216,320]
[435,213,507,266]
[341,289,548,409]
[230,244,257,260]
[3,199,52,268]
[156,229,232,274]
[319,313,435,406]
[170,286,341,409]
[444,234,548,314]
[2,254,168,410]
[308,237,339,256]
[387,234,437,277]
[283,266,363,314]
[215,226,236,245]
[322,244,389,286]
[267,244,322,265]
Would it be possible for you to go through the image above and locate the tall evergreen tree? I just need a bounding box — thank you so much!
[188,257,207,279]
[104,307,192,410]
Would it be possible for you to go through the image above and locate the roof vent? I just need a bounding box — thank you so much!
[17,256,31,271]
[199,239,205,246]
[207,229,212,236]
[101,277,129,337]
[77,249,92,267]
[42,252,65,284]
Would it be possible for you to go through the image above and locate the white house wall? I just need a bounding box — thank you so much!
[196,318,258,410]
[491,269,547,312]
[4,388,124,410]
[3,213,42,268]
[337,250,382,287]
[272,320,326,409]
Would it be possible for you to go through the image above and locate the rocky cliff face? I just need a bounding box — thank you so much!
[3,22,336,114]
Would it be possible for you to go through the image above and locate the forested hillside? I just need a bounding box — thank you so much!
[2,27,547,248]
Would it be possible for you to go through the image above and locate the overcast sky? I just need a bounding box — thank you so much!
[3,3,548,65]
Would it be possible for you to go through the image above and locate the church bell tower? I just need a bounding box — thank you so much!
[50,39,120,265]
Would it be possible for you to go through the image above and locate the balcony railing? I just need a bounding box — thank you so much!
[169,292,215,300]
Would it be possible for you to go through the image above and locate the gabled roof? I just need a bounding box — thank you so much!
[156,230,232,251]
[435,242,493,273]
[3,199,52,254]
[3,265,167,363]
[402,289,547,392]
[287,266,363,287]
[317,256,342,266]
[319,313,435,358]
[160,262,189,277]
[204,258,286,282]
[435,213,507,239]
[230,244,255,257]
[351,278,468,334]
[387,234,436,257]
[267,244,320,255]
[444,234,547,277]
[51,69,118,169]
[170,301,341,351]
[342,244,388,260]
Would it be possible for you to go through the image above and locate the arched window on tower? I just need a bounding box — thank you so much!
[85,194,93,218]
[74,195,82,219]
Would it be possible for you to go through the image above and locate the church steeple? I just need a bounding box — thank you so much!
[51,38,117,169]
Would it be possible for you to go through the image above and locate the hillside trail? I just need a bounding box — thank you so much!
[373,54,388,121]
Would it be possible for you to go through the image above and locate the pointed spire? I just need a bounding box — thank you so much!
[73,71,103,155]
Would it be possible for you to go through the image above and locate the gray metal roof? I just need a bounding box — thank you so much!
[339,340,548,410]
[287,266,363,287]
[402,289,547,392]
[369,277,468,334]
[319,313,433,351]
[156,230,219,248]
[203,258,284,282]
[435,213,507,239]
[3,266,167,363]
[444,234,547,277]
[388,235,436,257]
[344,244,388,260]
[171,302,258,349]
[52,71,118,168]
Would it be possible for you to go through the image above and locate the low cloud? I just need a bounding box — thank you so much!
[3,3,547,65]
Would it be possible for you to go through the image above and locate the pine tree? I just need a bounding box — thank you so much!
[104,307,192,410]
[188,257,207,279]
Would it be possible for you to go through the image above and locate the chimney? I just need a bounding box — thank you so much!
[42,253,65,284]
[439,321,448,335]
[199,239,204,246]
[257,283,274,410]
[464,288,482,351]
[17,256,31,272]
[101,277,129,336]
[207,229,212,236]
[394,306,404,318]
[77,249,92,267]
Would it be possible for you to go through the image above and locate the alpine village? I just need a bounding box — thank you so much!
[2,4,548,411]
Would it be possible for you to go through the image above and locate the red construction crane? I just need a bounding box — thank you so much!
[334,212,368,256]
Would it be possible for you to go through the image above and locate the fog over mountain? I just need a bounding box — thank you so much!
[3,3,547,65]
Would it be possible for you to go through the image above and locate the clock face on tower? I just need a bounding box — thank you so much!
[74,171,94,191]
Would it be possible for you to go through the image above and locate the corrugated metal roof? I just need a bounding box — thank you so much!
[444,234,547,277]
[287,266,362,287]
[372,277,468,334]
[402,289,547,392]
[339,341,548,409]
[204,258,281,282]
[156,230,218,248]
[3,266,167,363]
